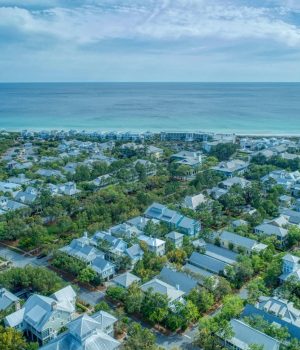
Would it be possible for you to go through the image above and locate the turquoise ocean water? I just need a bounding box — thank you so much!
[0,83,299,135]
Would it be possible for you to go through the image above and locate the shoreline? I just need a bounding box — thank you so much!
[2,128,300,138]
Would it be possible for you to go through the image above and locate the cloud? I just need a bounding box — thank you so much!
[1,1,300,82]
[0,0,300,48]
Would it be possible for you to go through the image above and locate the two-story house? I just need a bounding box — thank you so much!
[165,231,184,248]
[141,278,185,309]
[279,254,300,283]
[40,311,120,350]
[145,202,201,236]
[5,286,76,345]
[212,160,249,178]
[138,234,165,256]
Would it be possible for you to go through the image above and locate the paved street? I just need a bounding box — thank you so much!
[155,325,199,349]
[0,246,48,267]
[78,287,105,306]
[0,244,200,349]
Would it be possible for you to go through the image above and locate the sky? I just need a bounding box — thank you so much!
[1,0,300,82]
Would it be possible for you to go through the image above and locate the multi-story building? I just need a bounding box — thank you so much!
[5,286,76,345]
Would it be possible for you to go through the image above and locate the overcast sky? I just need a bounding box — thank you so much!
[1,0,300,82]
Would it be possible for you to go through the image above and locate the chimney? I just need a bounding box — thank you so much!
[176,284,180,290]
[15,300,21,311]
[84,231,88,238]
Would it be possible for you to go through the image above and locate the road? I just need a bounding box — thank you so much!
[0,244,200,348]
[155,325,199,349]
[0,246,48,267]
[78,287,105,306]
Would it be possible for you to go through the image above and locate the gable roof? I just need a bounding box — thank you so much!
[125,244,144,260]
[91,257,115,274]
[158,267,197,294]
[183,193,207,210]
[0,288,19,311]
[255,223,288,237]
[228,319,280,350]
[112,272,141,288]
[242,304,300,342]
[141,278,185,302]
[41,313,120,350]
[189,252,227,274]
[220,230,257,250]
[166,231,184,240]
[5,286,76,330]
[204,243,238,265]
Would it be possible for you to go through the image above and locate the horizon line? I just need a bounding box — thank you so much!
[1,81,300,84]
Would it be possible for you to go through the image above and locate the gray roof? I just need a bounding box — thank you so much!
[91,257,115,274]
[189,252,227,274]
[166,231,184,240]
[141,278,185,303]
[221,177,250,188]
[242,304,300,342]
[41,313,120,350]
[213,160,249,174]
[112,272,141,288]
[125,244,144,260]
[0,288,19,311]
[138,234,165,247]
[283,254,300,264]
[158,267,197,294]
[257,296,300,327]
[183,263,214,280]
[145,202,199,232]
[5,286,76,331]
[220,230,257,250]
[126,216,149,230]
[183,193,207,210]
[255,223,288,238]
[204,243,238,265]
[228,319,280,350]
[14,191,37,204]
[60,237,104,263]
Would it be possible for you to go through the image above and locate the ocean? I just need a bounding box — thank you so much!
[0,82,299,135]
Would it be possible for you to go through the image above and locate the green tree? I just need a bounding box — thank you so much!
[124,282,144,314]
[141,290,168,325]
[288,226,300,247]
[78,267,98,284]
[122,323,161,350]
[106,285,127,303]
[94,301,111,312]
[0,326,26,350]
